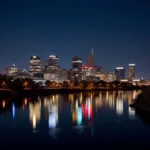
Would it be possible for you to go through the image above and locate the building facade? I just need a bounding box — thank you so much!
[6,64,18,76]
[45,55,59,71]
[95,72,116,82]
[86,49,96,75]
[86,49,95,67]
[29,56,42,76]
[114,67,125,81]
[81,65,92,80]
[128,64,135,81]
[71,56,82,81]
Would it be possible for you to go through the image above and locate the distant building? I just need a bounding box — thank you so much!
[86,49,95,67]
[33,72,44,80]
[44,70,59,82]
[58,69,68,82]
[6,64,18,76]
[86,49,96,75]
[45,55,59,71]
[44,68,68,82]
[29,56,42,76]
[95,72,116,82]
[95,73,105,81]
[128,64,135,81]
[70,56,82,81]
[114,67,125,80]
[86,75,100,82]
[81,65,92,80]
[12,72,31,80]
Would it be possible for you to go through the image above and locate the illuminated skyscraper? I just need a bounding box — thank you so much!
[44,55,59,81]
[71,56,82,81]
[115,67,125,80]
[45,55,59,71]
[29,56,42,76]
[86,49,98,75]
[128,64,135,81]
[86,48,95,67]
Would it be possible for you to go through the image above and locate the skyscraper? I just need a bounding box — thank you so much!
[128,64,135,81]
[29,56,42,76]
[71,56,82,81]
[115,67,125,80]
[86,49,97,75]
[45,55,59,71]
[86,48,95,67]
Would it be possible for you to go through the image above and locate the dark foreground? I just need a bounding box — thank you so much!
[1,90,150,149]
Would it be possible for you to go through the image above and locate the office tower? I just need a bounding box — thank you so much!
[86,49,98,75]
[44,55,68,82]
[86,49,95,67]
[45,55,59,71]
[71,56,82,81]
[115,67,125,81]
[29,56,42,76]
[81,65,92,80]
[128,64,135,81]
[6,64,18,76]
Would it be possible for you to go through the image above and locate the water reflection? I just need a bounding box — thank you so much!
[43,95,60,139]
[29,99,41,130]
[116,92,124,116]
[2,100,6,108]
[0,90,142,135]
[48,100,58,129]
[12,102,15,119]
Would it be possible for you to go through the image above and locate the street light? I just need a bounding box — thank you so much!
[23,82,28,88]
[2,81,6,88]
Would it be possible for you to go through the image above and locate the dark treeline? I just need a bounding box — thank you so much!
[0,74,148,93]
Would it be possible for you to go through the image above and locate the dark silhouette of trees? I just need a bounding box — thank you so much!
[9,79,24,92]
[80,80,88,89]
[62,81,69,87]
[45,80,51,88]
[98,80,106,87]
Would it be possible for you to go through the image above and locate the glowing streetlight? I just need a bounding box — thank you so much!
[2,100,6,108]
[1,81,6,88]
[23,82,28,88]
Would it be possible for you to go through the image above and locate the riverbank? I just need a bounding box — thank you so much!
[0,86,148,98]
[15,86,147,97]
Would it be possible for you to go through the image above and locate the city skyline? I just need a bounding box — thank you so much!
[0,0,150,79]
[1,52,142,80]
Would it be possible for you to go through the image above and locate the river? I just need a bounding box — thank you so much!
[0,90,150,149]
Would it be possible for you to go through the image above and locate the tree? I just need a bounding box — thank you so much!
[62,81,69,87]
[73,80,79,87]
[23,78,34,88]
[10,78,24,92]
[98,80,106,87]
[80,80,88,89]
[112,80,120,89]
[45,80,51,88]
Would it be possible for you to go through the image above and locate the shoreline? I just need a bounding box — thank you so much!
[0,86,147,98]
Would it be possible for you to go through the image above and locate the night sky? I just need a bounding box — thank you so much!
[0,0,150,79]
